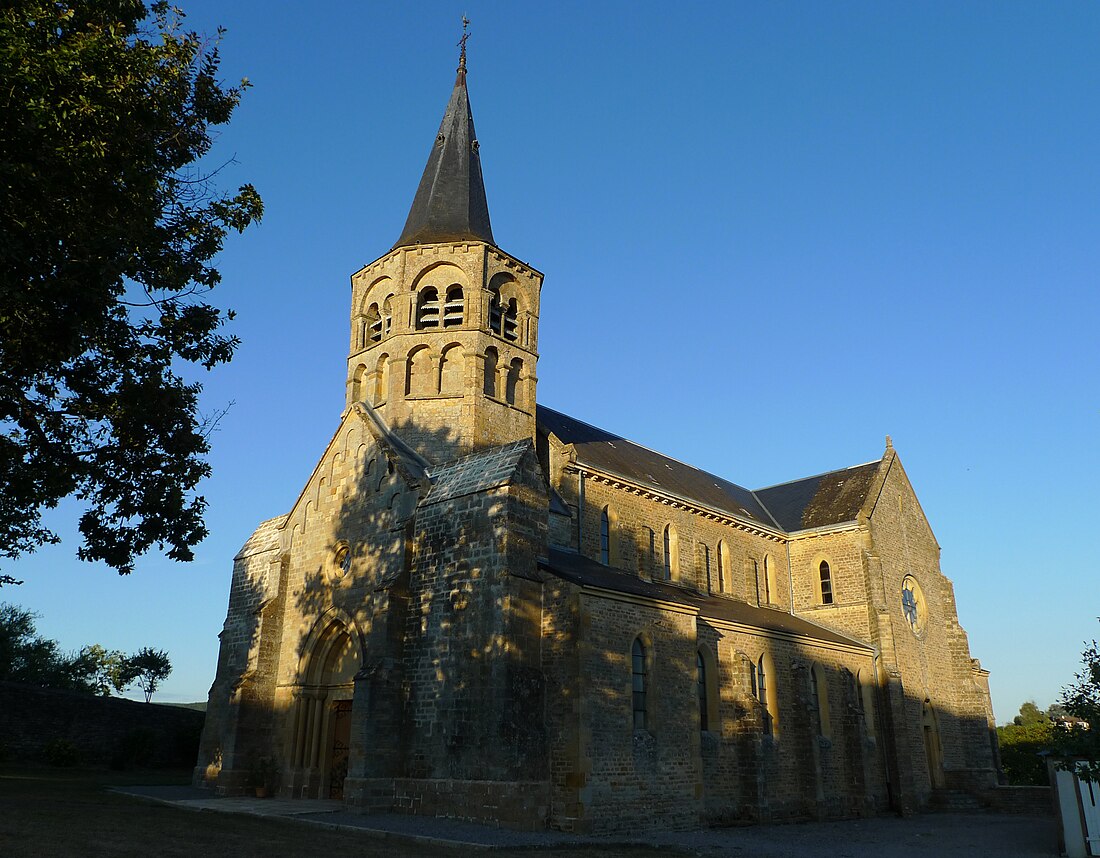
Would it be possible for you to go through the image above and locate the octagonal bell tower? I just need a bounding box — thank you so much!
[344,47,542,464]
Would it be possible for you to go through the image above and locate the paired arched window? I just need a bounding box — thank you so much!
[443,285,464,327]
[488,288,519,341]
[819,560,834,605]
[503,298,518,341]
[365,303,381,343]
[416,287,440,329]
[381,296,393,337]
[632,638,648,730]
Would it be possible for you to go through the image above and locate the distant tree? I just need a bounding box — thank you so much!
[121,647,172,703]
[0,0,262,579]
[0,602,94,690]
[998,702,1054,785]
[1048,703,1068,721]
[78,644,129,696]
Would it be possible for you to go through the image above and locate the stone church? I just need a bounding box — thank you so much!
[194,48,1000,832]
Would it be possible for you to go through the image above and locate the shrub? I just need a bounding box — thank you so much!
[110,727,157,770]
[42,738,79,767]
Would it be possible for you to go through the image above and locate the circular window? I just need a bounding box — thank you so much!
[332,543,352,579]
[901,575,927,635]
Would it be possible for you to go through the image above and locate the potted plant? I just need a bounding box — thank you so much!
[248,755,279,798]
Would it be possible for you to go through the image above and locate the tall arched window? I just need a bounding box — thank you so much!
[600,507,611,565]
[443,285,464,327]
[632,638,648,730]
[644,527,656,573]
[697,651,708,731]
[717,541,727,594]
[662,525,673,581]
[757,655,771,735]
[701,544,712,591]
[416,287,440,329]
[819,560,834,605]
[365,303,381,343]
[763,556,774,605]
[505,358,522,405]
[483,347,498,397]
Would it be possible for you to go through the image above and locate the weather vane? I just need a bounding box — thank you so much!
[458,16,470,68]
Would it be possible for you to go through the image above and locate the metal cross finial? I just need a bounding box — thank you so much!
[458,16,470,70]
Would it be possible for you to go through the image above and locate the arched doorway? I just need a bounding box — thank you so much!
[921,698,945,789]
[290,616,361,799]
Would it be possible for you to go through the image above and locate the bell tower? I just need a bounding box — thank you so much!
[344,42,542,463]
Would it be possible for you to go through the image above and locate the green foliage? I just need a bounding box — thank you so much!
[120,646,172,702]
[0,602,96,690]
[1054,629,1100,781]
[1014,700,1047,727]
[42,738,80,767]
[79,644,128,696]
[0,0,262,577]
[998,719,1053,785]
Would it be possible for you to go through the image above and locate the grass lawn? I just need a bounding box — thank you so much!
[0,765,657,857]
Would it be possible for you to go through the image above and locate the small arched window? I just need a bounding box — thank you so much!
[351,364,367,402]
[505,358,523,406]
[632,638,648,730]
[483,347,498,397]
[600,507,611,565]
[443,285,464,327]
[366,303,382,343]
[503,298,518,341]
[819,560,833,605]
[416,287,440,329]
[697,651,708,731]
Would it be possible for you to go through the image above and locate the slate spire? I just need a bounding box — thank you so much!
[393,34,495,249]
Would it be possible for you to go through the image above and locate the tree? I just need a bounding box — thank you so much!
[0,602,95,690]
[78,644,129,696]
[0,1,262,578]
[998,701,1054,785]
[1054,628,1100,781]
[120,646,172,702]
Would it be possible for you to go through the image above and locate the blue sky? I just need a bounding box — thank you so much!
[7,1,1100,725]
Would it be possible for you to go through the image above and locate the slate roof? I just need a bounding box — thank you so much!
[540,548,871,650]
[537,405,778,529]
[422,439,531,507]
[393,59,495,250]
[536,405,883,535]
[754,462,882,532]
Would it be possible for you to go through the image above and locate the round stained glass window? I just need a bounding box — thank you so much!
[901,575,926,635]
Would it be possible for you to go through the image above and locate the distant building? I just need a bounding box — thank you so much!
[194,47,999,832]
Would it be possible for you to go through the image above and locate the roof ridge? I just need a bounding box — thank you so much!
[754,458,883,494]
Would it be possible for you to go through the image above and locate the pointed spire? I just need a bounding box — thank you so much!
[393,22,495,250]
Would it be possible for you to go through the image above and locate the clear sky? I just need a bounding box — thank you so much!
[7,1,1099,725]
